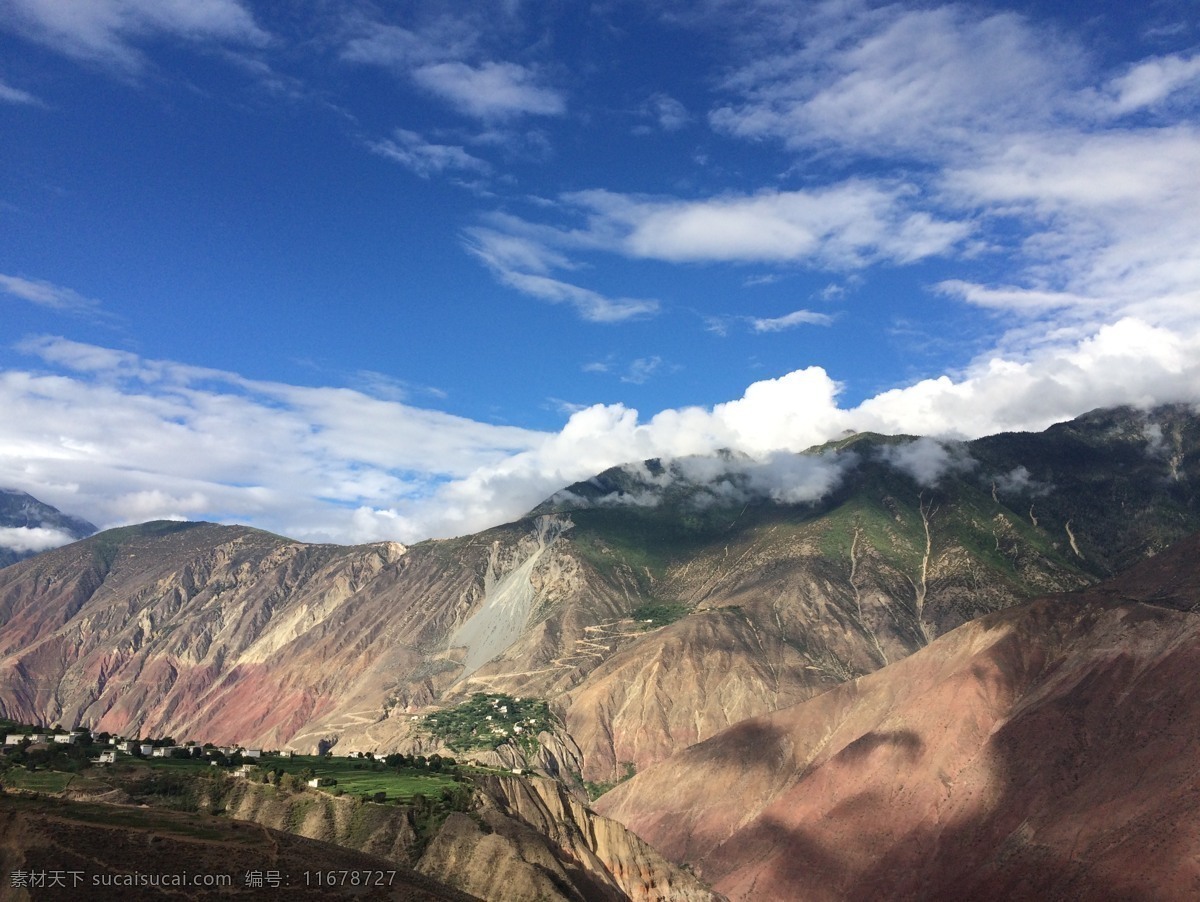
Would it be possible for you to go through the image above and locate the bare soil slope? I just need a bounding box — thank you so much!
[0,792,476,901]
[598,538,1200,900]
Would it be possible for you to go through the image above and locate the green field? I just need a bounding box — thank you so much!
[289,755,460,801]
[1,769,80,792]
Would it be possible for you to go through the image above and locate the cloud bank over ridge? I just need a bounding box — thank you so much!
[5,315,1198,545]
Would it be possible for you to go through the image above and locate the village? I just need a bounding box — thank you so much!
[0,718,486,807]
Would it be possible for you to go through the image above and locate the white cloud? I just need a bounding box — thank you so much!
[939,127,1200,328]
[340,19,471,70]
[710,3,1079,159]
[698,2,1200,335]
[639,92,689,131]
[412,61,565,119]
[369,129,491,179]
[992,465,1051,497]
[1102,53,1200,116]
[2,336,543,542]
[462,182,969,316]
[750,309,833,332]
[558,448,858,510]
[0,525,78,553]
[620,357,663,385]
[0,78,42,105]
[495,271,659,323]
[878,437,975,487]
[4,316,1200,544]
[464,226,659,323]
[0,274,102,314]
[0,0,268,73]
[565,185,970,267]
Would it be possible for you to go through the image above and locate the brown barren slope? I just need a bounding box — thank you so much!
[0,793,477,902]
[598,538,1200,901]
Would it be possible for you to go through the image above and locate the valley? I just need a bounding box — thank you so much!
[2,404,1199,900]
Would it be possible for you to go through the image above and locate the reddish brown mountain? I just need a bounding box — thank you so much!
[597,536,1200,900]
[0,405,1197,790]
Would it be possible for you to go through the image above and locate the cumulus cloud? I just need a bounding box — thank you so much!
[4,315,1200,544]
[0,526,78,553]
[553,449,857,511]
[1,336,543,543]
[0,0,268,73]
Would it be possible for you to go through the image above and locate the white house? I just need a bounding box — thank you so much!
[98,750,117,764]
[151,746,180,758]
[4,735,24,746]
[139,743,154,756]
[241,748,262,759]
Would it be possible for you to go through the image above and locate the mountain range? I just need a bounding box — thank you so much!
[2,403,1199,899]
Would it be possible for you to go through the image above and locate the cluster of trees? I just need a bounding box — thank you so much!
[422,693,551,753]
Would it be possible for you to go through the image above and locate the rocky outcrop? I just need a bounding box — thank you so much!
[417,775,720,902]
[145,771,718,901]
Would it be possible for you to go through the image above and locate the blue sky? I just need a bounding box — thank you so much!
[2,0,1199,545]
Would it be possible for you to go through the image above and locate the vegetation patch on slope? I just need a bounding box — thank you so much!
[421,693,552,754]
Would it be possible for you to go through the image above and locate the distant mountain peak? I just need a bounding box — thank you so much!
[0,489,98,568]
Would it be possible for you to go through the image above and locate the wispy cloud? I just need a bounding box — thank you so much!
[0,274,103,315]
[462,182,968,322]
[495,270,659,323]
[691,0,1200,343]
[1099,53,1200,116]
[369,128,491,178]
[636,92,689,132]
[620,357,663,384]
[341,14,563,122]
[709,3,1079,159]
[0,78,43,105]
[412,61,565,120]
[750,309,834,332]
[464,226,659,323]
[0,0,268,74]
